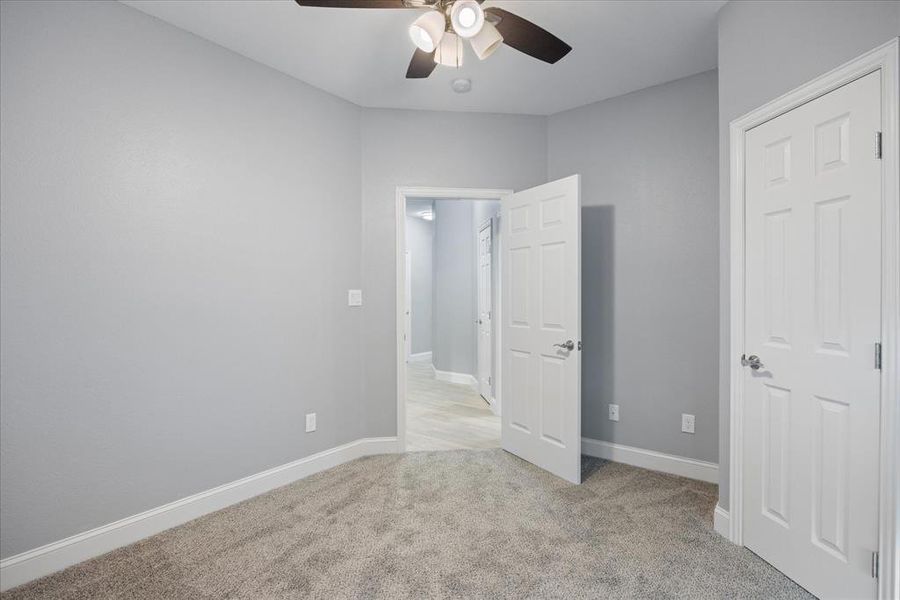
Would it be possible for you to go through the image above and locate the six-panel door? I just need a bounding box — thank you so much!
[477,221,493,401]
[743,71,881,599]
[501,175,581,484]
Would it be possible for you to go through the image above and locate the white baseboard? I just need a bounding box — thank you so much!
[408,351,432,362]
[581,437,719,484]
[433,368,477,387]
[0,436,398,592]
[713,504,730,539]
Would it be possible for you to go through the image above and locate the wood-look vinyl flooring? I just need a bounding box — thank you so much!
[405,359,501,451]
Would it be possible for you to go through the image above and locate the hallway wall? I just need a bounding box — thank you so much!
[432,200,476,376]
[406,208,433,356]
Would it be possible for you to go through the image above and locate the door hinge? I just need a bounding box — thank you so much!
[875,131,882,159]
[488,376,492,386]
[875,342,882,370]
[872,551,879,579]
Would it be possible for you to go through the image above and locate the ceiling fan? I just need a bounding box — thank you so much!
[293,1,572,79]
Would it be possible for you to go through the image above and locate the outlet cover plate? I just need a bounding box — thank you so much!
[305,413,317,433]
[608,404,619,422]
[681,413,695,434]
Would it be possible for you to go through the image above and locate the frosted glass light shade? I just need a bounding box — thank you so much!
[434,32,463,67]
[470,21,502,60]
[449,0,484,39]
[408,10,445,53]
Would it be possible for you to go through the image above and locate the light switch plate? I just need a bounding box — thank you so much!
[608,404,619,422]
[347,289,362,306]
[681,413,695,434]
[305,413,316,433]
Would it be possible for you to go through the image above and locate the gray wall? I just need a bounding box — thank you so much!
[430,199,500,379]
[0,0,364,559]
[432,200,476,375]
[0,2,548,559]
[361,109,547,438]
[405,209,433,355]
[716,0,900,510]
[548,70,719,464]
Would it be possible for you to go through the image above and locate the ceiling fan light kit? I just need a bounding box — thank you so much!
[295,0,572,79]
[408,10,445,53]
[434,32,463,67]
[469,21,502,60]
[449,0,484,38]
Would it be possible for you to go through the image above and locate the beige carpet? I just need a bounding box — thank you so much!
[2,450,812,599]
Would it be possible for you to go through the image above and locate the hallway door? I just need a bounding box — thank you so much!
[477,219,493,402]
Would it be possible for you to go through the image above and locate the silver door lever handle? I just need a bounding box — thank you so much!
[554,340,575,351]
[741,354,763,370]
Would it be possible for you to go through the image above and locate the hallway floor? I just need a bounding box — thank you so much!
[405,359,500,451]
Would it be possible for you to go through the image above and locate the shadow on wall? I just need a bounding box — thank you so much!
[582,205,615,442]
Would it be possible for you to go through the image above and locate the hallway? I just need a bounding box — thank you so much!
[405,359,501,452]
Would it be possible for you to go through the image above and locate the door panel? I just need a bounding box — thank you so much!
[762,383,791,527]
[812,395,850,560]
[763,208,791,347]
[743,71,881,599]
[540,242,566,329]
[508,350,532,432]
[501,175,581,484]
[539,355,566,446]
[509,247,530,325]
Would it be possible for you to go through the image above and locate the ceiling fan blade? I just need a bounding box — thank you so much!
[484,8,572,64]
[406,48,437,79]
[294,0,416,8]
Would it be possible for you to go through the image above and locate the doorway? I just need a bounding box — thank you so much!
[397,188,509,452]
[396,177,584,483]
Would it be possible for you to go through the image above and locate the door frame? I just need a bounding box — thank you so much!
[727,38,898,599]
[405,247,412,360]
[395,186,513,453]
[476,216,495,406]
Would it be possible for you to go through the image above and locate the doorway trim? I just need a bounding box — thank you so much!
[727,38,898,599]
[395,186,513,453]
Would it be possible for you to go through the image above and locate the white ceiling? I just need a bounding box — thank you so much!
[121,0,725,116]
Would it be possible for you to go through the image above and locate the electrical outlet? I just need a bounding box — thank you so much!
[347,289,362,306]
[608,404,619,422]
[681,413,695,434]
[305,413,317,433]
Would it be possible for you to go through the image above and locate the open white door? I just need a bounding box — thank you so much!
[501,175,581,484]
